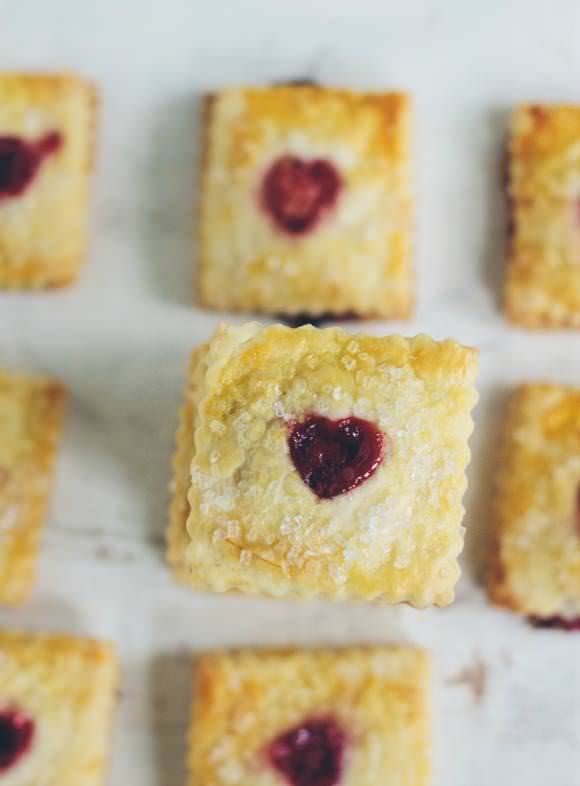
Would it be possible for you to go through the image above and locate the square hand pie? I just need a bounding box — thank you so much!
[198,86,413,319]
[189,647,430,786]
[505,104,580,328]
[0,371,66,603]
[0,629,117,785]
[490,384,580,626]
[168,323,478,606]
[0,72,97,288]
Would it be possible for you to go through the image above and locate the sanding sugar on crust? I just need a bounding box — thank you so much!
[505,104,580,328]
[0,370,66,604]
[0,628,118,785]
[198,86,413,319]
[188,647,430,786]
[490,384,580,620]
[0,72,97,288]
[168,322,479,606]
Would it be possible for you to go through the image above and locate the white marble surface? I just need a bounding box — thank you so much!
[2,1,580,783]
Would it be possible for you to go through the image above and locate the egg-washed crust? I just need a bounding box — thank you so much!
[167,345,209,581]
[0,72,98,289]
[489,384,580,616]
[189,647,430,786]
[198,86,413,318]
[0,371,66,604]
[505,104,580,328]
[0,628,118,786]
[168,323,478,606]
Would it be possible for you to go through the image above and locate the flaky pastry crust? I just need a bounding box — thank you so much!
[168,323,478,606]
[505,105,580,327]
[198,86,413,318]
[0,371,66,604]
[0,72,97,289]
[490,384,580,616]
[0,628,118,785]
[189,647,430,786]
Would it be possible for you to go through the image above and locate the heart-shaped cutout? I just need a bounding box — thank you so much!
[261,155,341,235]
[268,717,346,786]
[288,415,385,500]
[0,131,62,200]
[0,708,35,772]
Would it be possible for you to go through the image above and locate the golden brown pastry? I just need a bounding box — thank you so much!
[0,72,97,288]
[168,322,478,606]
[506,104,580,327]
[0,628,117,784]
[490,384,580,627]
[0,371,66,603]
[189,647,430,786]
[198,86,413,319]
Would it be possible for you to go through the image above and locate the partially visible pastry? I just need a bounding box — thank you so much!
[0,370,66,603]
[0,72,97,288]
[490,384,580,626]
[189,647,430,786]
[506,104,580,327]
[0,628,117,784]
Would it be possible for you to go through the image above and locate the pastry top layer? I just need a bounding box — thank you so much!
[491,384,580,616]
[199,86,412,317]
[0,371,66,604]
[168,345,209,580]
[510,104,580,199]
[0,628,117,785]
[180,323,478,606]
[506,105,580,327]
[0,72,96,287]
[0,73,94,140]
[190,647,430,786]
[207,87,408,168]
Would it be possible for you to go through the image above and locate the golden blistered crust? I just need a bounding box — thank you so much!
[489,384,580,616]
[189,647,430,786]
[168,323,478,606]
[0,371,66,604]
[0,628,118,785]
[505,105,580,328]
[0,72,97,289]
[167,345,209,581]
[198,86,413,318]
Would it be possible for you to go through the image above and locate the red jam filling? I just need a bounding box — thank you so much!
[269,717,345,786]
[529,615,580,631]
[261,155,341,235]
[0,709,34,772]
[0,131,62,200]
[288,415,384,500]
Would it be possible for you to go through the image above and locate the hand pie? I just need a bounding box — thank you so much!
[0,628,117,785]
[168,322,478,606]
[0,371,66,603]
[198,86,413,319]
[506,104,580,327]
[0,72,97,288]
[490,384,580,628]
[189,647,430,786]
